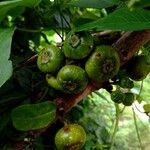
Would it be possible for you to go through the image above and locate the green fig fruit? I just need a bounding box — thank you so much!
[122,93,135,106]
[118,77,134,89]
[85,45,120,82]
[57,65,88,94]
[46,65,88,94]
[63,31,93,59]
[37,45,64,73]
[111,91,125,104]
[126,55,150,81]
[55,124,86,150]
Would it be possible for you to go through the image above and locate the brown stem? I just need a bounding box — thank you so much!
[55,82,101,113]
[56,30,150,113]
[113,30,150,65]
[21,54,38,66]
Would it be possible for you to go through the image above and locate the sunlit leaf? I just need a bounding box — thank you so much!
[0,27,15,87]
[0,60,13,88]
[76,8,150,31]
[0,28,15,60]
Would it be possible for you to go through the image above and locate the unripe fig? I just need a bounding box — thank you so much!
[85,45,120,82]
[126,55,150,81]
[122,93,135,106]
[46,65,88,94]
[111,91,125,103]
[57,65,88,94]
[37,45,64,73]
[63,31,93,59]
[118,77,134,89]
[55,124,86,150]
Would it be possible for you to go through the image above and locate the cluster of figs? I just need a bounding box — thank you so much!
[110,54,150,106]
[37,31,150,96]
[37,31,121,94]
[37,31,150,149]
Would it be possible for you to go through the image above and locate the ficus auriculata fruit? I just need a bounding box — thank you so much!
[37,45,64,73]
[63,31,93,59]
[122,93,135,106]
[85,45,120,82]
[46,65,88,94]
[111,90,125,104]
[55,124,86,150]
[126,55,150,81]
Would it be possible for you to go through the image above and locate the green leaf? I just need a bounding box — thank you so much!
[94,91,109,101]
[143,104,150,113]
[68,0,119,8]
[0,28,15,60]
[0,0,21,21]
[7,6,25,17]
[11,101,56,131]
[0,60,13,87]
[76,8,150,31]
[0,0,41,21]
[0,27,15,87]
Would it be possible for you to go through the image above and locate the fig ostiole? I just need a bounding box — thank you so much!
[55,124,86,150]
[63,31,93,60]
[37,45,64,73]
[85,45,120,82]
[46,65,88,94]
[126,55,150,81]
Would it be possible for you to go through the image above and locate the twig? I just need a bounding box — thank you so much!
[110,104,120,148]
[53,28,63,41]
[37,87,49,103]
[41,32,51,44]
[62,13,71,29]
[17,27,43,33]
[132,108,144,150]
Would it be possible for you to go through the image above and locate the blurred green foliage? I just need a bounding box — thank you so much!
[66,75,150,150]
